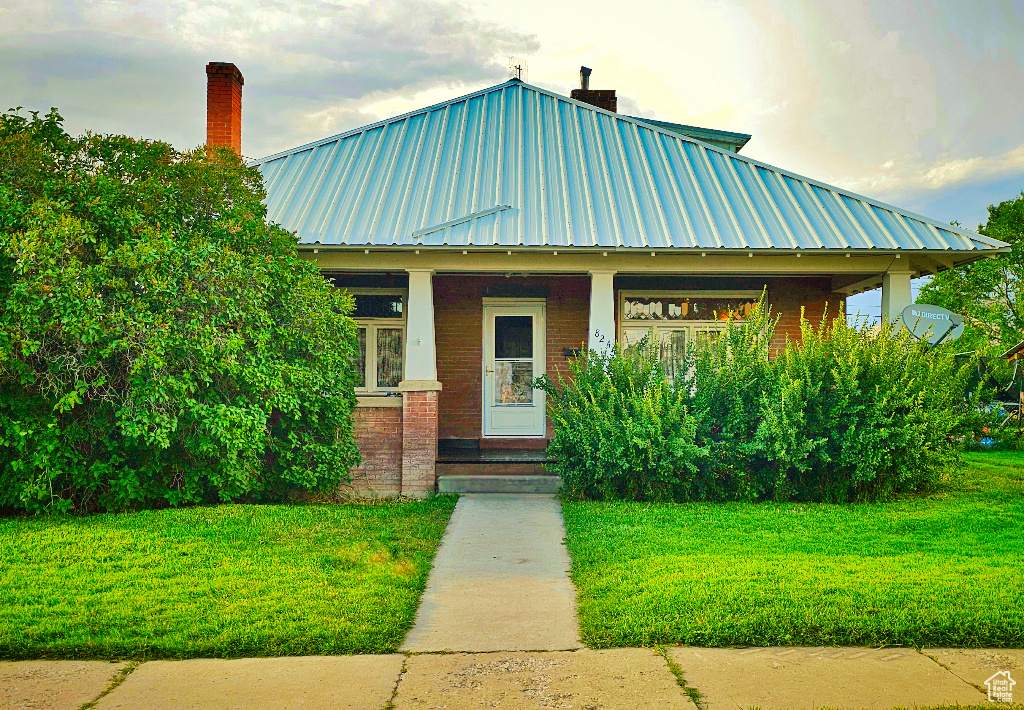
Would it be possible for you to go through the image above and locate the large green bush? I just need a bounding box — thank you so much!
[544,301,983,503]
[535,340,705,501]
[0,109,360,513]
[755,314,982,501]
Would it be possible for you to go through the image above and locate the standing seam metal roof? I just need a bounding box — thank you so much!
[252,79,1006,253]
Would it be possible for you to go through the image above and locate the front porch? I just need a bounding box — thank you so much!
[332,260,915,497]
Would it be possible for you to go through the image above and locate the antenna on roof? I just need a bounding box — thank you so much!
[508,56,528,82]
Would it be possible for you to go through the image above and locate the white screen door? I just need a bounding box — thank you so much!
[482,301,546,437]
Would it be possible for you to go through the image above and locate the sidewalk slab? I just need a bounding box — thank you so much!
[401,494,581,652]
[668,646,986,710]
[0,661,125,710]
[925,648,1024,693]
[393,649,696,709]
[94,655,404,710]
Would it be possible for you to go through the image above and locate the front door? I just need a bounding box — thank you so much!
[482,301,546,437]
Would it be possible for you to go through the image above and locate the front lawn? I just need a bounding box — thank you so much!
[0,497,457,659]
[563,451,1024,648]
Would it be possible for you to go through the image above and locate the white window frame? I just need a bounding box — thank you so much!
[618,290,765,381]
[350,289,407,394]
[617,289,764,343]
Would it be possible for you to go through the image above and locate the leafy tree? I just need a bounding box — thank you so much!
[918,192,1024,353]
[0,108,360,513]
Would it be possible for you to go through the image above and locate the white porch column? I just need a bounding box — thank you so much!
[881,270,913,327]
[403,268,437,382]
[399,268,440,498]
[588,270,617,354]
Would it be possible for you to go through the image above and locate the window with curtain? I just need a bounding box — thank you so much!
[350,292,406,392]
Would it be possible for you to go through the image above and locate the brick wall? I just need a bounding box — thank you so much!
[401,390,439,497]
[346,404,402,496]
[434,274,843,441]
[434,276,483,440]
[346,396,441,498]
[544,277,590,438]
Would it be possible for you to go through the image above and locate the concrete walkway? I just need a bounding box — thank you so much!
[401,493,581,652]
[4,648,1021,709]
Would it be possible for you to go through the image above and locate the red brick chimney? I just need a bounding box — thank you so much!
[206,62,243,154]
[570,66,616,113]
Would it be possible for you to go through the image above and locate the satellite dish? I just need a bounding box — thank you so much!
[901,304,965,346]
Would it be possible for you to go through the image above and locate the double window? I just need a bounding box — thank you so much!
[351,291,406,393]
[619,291,761,379]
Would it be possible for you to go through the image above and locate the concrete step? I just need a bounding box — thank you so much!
[437,475,562,494]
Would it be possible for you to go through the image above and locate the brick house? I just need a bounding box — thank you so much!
[206,62,1008,497]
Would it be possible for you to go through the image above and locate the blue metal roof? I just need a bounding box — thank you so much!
[252,79,1006,254]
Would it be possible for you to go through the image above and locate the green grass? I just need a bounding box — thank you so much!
[0,496,457,659]
[563,452,1024,649]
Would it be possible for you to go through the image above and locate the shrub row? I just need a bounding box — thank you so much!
[538,301,984,502]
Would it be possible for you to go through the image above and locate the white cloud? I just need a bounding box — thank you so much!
[833,143,1024,200]
[357,82,491,120]
[1,0,1022,228]
[0,0,539,157]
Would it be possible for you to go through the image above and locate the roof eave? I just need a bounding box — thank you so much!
[296,243,1008,258]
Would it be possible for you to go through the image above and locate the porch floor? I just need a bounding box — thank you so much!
[437,442,553,464]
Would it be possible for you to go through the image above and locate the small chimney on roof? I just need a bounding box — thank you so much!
[579,66,592,91]
[570,66,616,113]
[206,62,243,154]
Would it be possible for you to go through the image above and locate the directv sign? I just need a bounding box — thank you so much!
[901,304,965,346]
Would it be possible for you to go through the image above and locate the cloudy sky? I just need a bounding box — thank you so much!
[4,0,1023,315]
